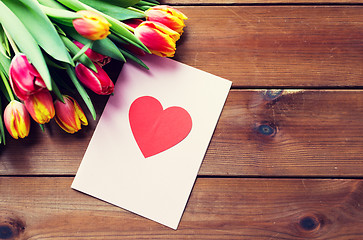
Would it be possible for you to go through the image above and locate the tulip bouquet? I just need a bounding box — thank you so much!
[0,0,187,144]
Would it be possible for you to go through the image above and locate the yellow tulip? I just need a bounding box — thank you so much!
[134,21,180,57]
[146,5,187,34]
[73,10,111,40]
[54,95,88,134]
[24,89,55,124]
[3,100,31,139]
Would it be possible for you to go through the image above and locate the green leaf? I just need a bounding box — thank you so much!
[43,52,66,69]
[0,1,52,90]
[62,26,126,62]
[0,70,11,103]
[56,0,150,53]
[0,46,11,78]
[60,35,97,72]
[119,47,148,69]
[133,5,150,11]
[0,26,10,57]
[40,4,80,21]
[50,69,76,94]
[0,97,5,145]
[78,0,145,20]
[108,34,148,69]
[50,77,64,103]
[3,0,73,65]
[141,0,159,4]
[80,0,140,8]
[85,38,126,62]
[38,0,67,9]
[65,64,96,120]
[137,0,158,6]
[72,41,93,62]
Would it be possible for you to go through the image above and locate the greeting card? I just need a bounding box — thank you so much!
[71,55,232,229]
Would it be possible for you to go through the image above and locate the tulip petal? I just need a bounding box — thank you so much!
[9,54,47,101]
[72,97,88,126]
[135,21,179,57]
[54,95,87,134]
[73,10,111,41]
[146,6,187,34]
[75,63,114,95]
[24,90,55,124]
[3,100,30,139]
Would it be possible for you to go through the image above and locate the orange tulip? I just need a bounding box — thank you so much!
[24,89,55,124]
[3,100,31,139]
[73,10,111,40]
[54,95,88,134]
[145,5,187,34]
[134,21,180,57]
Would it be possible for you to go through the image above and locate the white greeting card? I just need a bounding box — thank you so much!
[71,54,232,229]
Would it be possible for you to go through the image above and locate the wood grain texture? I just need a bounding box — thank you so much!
[201,89,363,176]
[1,90,363,177]
[172,6,363,87]
[1,177,363,239]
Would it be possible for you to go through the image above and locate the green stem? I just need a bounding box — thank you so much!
[127,6,145,15]
[72,40,93,62]
[39,123,45,132]
[0,70,15,101]
[118,19,135,33]
[3,28,19,55]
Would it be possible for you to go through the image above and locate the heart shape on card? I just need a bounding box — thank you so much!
[129,96,192,158]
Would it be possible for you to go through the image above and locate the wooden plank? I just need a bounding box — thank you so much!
[1,90,363,177]
[202,89,363,176]
[173,6,363,87]
[1,177,363,239]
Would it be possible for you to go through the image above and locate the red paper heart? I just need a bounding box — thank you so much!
[129,96,192,158]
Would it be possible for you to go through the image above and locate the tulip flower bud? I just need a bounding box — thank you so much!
[73,40,111,66]
[145,5,187,34]
[24,89,55,124]
[4,100,31,139]
[9,53,47,101]
[54,95,88,134]
[75,62,114,95]
[134,21,180,57]
[73,10,111,40]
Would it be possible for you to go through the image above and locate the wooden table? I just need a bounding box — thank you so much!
[1,0,363,239]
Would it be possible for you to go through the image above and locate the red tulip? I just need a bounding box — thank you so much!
[73,40,111,66]
[75,62,114,95]
[145,5,187,34]
[73,10,111,40]
[24,89,55,124]
[124,19,143,29]
[3,100,31,139]
[9,53,47,101]
[54,95,88,134]
[122,19,147,56]
[134,21,180,57]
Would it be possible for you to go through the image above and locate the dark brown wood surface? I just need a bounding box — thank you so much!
[2,177,363,239]
[1,2,363,239]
